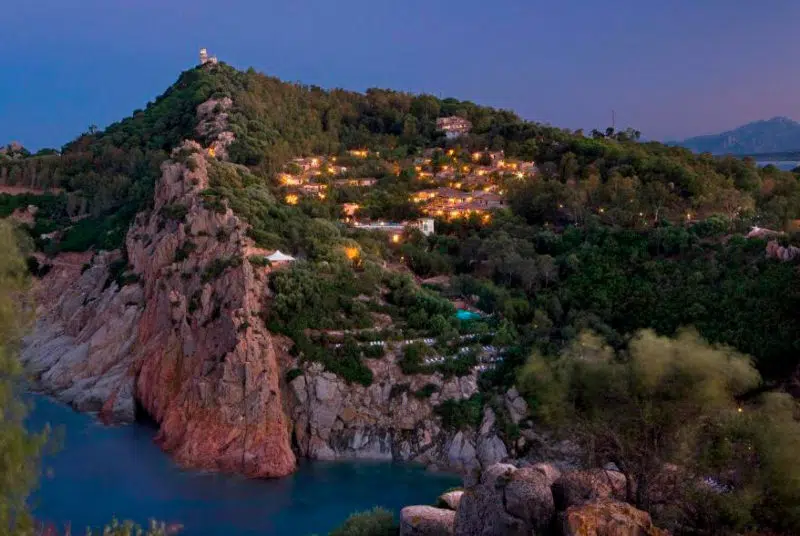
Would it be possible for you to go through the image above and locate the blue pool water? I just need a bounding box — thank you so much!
[26,395,460,535]
[455,309,481,321]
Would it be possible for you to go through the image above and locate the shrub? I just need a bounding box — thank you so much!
[159,203,188,221]
[328,507,397,536]
[435,394,485,430]
[248,255,271,267]
[285,368,303,383]
[174,240,197,262]
[413,383,440,399]
[201,256,242,283]
[399,342,430,375]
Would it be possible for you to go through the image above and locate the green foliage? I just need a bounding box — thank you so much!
[413,383,440,399]
[399,342,430,375]
[201,256,242,283]
[159,203,189,221]
[174,240,197,262]
[435,394,485,431]
[0,222,49,534]
[285,368,303,383]
[247,254,271,267]
[328,507,398,536]
[518,329,762,513]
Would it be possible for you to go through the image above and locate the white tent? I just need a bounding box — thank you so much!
[266,250,296,263]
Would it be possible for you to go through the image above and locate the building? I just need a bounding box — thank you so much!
[436,117,473,139]
[199,48,219,66]
[417,218,435,236]
[291,157,322,172]
[342,203,360,217]
[333,178,378,188]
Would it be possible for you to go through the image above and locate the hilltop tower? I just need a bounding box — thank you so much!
[199,48,218,66]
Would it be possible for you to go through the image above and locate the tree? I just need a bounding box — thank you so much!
[0,222,48,535]
[518,329,761,511]
[328,507,397,536]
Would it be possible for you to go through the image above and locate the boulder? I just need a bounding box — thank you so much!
[504,467,556,533]
[553,469,628,511]
[561,499,668,536]
[438,490,464,510]
[530,462,562,487]
[455,463,555,536]
[476,434,508,467]
[504,387,529,424]
[400,505,455,536]
[447,432,479,472]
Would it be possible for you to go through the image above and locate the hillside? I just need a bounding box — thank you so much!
[676,116,800,154]
[2,58,800,533]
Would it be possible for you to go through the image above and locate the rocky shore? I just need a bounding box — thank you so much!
[399,462,669,536]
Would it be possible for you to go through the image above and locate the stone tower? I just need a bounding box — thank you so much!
[199,48,209,65]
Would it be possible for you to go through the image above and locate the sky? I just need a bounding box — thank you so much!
[2,0,800,150]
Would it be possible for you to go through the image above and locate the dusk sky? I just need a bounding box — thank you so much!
[2,0,799,150]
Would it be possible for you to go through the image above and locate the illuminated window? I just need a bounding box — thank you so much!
[285,194,299,205]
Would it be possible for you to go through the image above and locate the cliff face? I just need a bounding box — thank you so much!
[125,143,295,477]
[23,140,296,477]
[287,359,516,473]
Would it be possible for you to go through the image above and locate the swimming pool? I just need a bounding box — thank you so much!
[455,309,482,321]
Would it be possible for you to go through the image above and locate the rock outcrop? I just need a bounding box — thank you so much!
[23,138,296,477]
[400,506,456,536]
[288,361,486,469]
[21,251,142,423]
[552,469,628,510]
[438,490,464,511]
[766,240,800,262]
[454,463,555,536]
[561,499,668,536]
[126,142,295,477]
[447,463,661,536]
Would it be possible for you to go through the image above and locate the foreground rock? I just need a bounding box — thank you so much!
[400,506,455,536]
[455,463,554,536]
[552,469,628,510]
[438,490,464,510]
[562,499,668,536]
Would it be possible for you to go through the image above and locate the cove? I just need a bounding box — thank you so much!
[26,395,460,535]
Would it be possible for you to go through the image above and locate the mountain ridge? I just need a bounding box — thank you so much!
[675,116,800,155]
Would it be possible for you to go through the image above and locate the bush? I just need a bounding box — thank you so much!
[285,368,303,383]
[159,203,188,221]
[328,507,397,536]
[174,240,196,262]
[413,383,440,399]
[248,255,271,267]
[399,342,430,375]
[435,394,485,430]
[201,256,242,283]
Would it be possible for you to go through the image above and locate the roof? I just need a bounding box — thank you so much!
[267,250,296,262]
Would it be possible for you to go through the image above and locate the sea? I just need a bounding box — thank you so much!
[756,160,799,171]
[26,395,460,536]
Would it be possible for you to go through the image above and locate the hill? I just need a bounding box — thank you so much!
[676,116,800,154]
[2,58,800,534]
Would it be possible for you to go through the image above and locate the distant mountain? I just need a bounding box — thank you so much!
[676,116,800,155]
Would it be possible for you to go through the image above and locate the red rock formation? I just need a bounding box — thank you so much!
[126,142,295,477]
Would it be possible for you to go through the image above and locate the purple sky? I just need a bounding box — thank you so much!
[2,0,799,149]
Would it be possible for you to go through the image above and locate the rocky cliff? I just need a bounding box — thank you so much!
[18,100,527,477]
[288,359,512,472]
[22,138,296,477]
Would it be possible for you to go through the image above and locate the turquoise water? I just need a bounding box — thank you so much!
[455,309,481,321]
[26,396,460,535]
